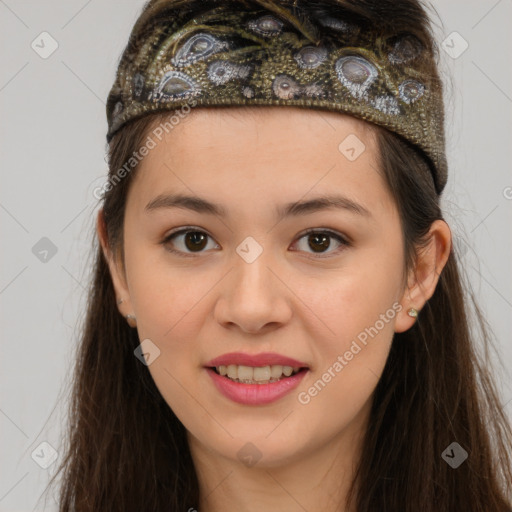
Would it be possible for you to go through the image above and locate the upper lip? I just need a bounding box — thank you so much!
[205,352,309,368]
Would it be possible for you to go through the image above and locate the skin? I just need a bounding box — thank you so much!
[97,106,451,512]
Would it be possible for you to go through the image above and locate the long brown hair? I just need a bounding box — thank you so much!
[47,0,512,510]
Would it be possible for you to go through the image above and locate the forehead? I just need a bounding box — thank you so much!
[128,106,388,215]
[150,105,377,158]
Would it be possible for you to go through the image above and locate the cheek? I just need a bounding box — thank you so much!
[125,241,209,338]
[299,246,403,345]
[124,249,218,415]
[126,256,210,418]
[293,250,403,422]
[293,264,400,431]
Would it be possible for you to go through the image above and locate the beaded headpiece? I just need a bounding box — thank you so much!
[106,0,447,193]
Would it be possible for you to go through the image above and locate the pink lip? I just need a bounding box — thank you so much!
[205,352,309,369]
[205,367,309,405]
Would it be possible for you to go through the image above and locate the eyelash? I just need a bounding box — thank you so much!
[160,226,351,259]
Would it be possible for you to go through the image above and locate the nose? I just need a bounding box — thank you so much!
[214,247,293,335]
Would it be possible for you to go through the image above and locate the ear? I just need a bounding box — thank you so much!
[394,219,452,333]
[96,209,135,324]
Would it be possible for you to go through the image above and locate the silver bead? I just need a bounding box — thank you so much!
[207,60,251,85]
[171,33,229,67]
[247,15,283,37]
[294,46,328,69]
[272,74,301,100]
[388,34,423,65]
[335,55,378,99]
[153,70,201,101]
[399,79,425,104]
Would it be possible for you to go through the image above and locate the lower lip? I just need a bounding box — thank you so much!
[205,367,308,405]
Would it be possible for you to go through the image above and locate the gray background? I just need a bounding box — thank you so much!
[1,1,511,510]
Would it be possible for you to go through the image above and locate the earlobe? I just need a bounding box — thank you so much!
[394,219,452,333]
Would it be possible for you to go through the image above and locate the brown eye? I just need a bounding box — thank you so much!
[161,228,349,258]
[162,228,218,256]
[292,229,349,258]
[308,233,331,252]
[183,231,208,251]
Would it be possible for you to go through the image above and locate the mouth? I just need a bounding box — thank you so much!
[208,364,309,385]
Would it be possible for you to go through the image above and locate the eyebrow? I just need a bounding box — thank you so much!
[144,192,371,220]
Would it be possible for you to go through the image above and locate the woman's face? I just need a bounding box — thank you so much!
[104,106,416,468]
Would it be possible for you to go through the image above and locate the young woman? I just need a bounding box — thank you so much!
[51,0,512,510]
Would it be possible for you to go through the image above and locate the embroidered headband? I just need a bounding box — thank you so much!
[106,0,448,194]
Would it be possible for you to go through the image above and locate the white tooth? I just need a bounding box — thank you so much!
[220,364,300,382]
[282,366,293,377]
[270,365,284,378]
[227,364,238,379]
[253,366,271,381]
[237,365,254,381]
